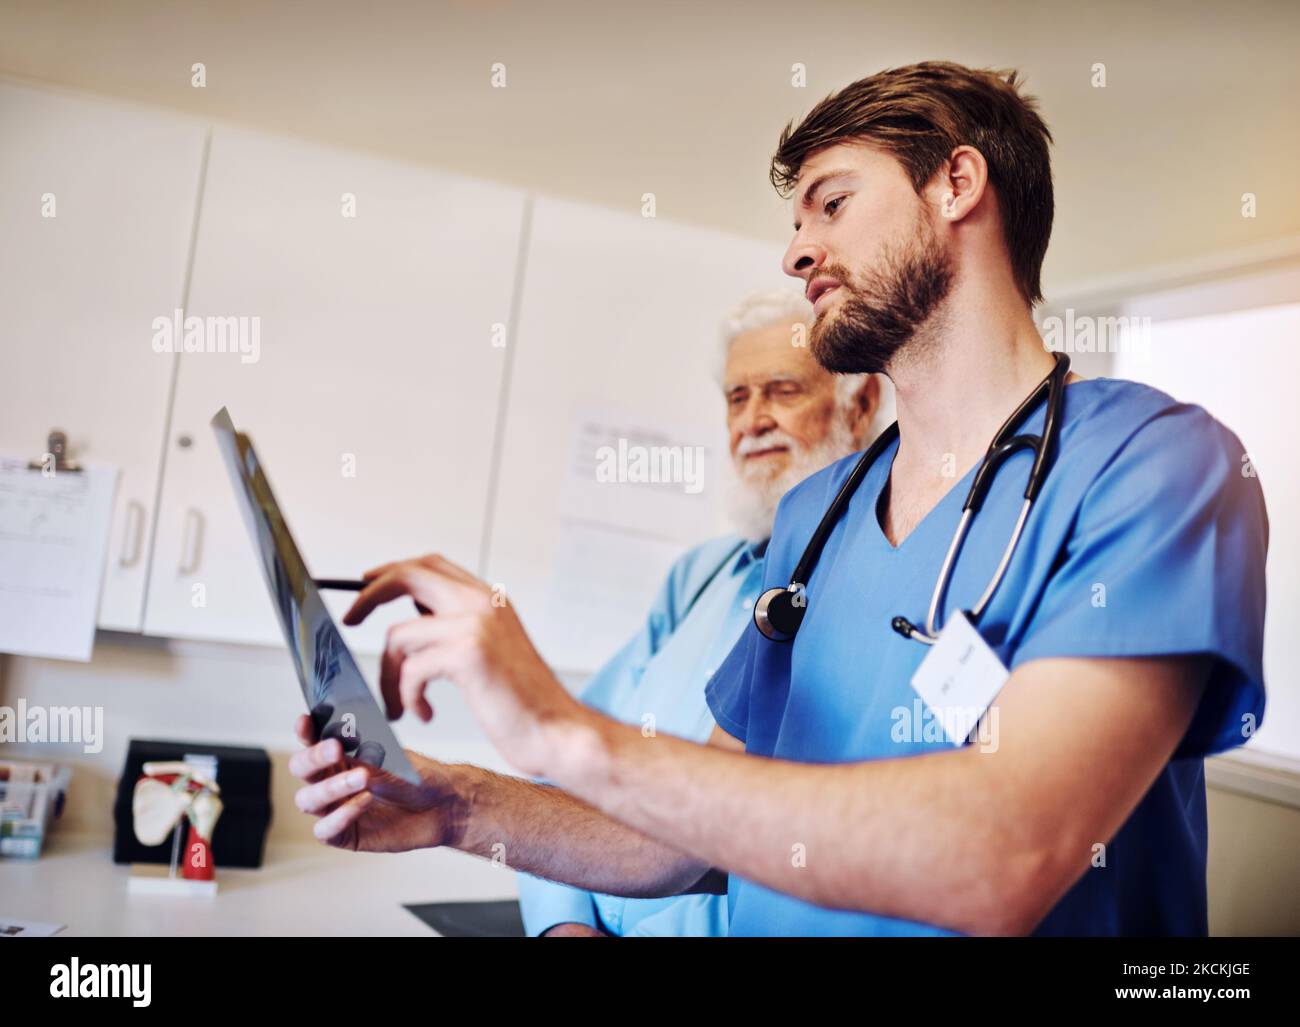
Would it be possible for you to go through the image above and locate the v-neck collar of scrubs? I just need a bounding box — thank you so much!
[867,378,1087,555]
[868,434,981,555]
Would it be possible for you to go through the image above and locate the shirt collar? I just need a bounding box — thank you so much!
[734,537,768,570]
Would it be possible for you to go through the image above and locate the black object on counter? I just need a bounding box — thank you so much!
[403,900,526,938]
[112,738,272,869]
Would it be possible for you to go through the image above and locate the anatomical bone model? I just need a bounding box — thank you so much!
[132,760,224,883]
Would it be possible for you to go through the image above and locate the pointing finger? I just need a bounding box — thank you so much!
[343,566,442,625]
[396,644,463,723]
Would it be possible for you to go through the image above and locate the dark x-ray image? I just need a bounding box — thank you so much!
[211,407,417,784]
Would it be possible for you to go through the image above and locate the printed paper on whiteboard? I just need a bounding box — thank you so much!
[535,405,724,672]
[559,403,718,538]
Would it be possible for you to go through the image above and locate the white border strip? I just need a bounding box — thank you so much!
[1207,748,1300,811]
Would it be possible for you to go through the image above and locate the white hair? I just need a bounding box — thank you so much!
[718,287,894,437]
[718,288,817,375]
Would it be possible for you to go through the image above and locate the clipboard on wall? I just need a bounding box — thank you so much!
[0,430,118,661]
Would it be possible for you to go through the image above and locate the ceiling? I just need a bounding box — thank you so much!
[1,0,1297,296]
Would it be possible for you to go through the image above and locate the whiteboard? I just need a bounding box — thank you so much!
[486,196,786,673]
[1114,301,1300,762]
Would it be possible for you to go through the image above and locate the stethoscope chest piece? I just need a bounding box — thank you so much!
[754,584,806,642]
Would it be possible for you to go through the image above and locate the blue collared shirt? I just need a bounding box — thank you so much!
[517,534,766,937]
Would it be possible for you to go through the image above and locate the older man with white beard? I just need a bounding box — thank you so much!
[515,288,887,937]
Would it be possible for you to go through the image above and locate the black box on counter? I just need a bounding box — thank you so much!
[112,739,272,869]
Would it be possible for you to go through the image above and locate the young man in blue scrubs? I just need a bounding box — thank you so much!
[291,61,1269,936]
[517,290,884,936]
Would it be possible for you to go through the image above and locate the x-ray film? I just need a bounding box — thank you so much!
[211,407,419,784]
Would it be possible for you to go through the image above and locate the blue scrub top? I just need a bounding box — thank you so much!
[706,377,1268,936]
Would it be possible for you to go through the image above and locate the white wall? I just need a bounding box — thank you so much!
[0,633,521,844]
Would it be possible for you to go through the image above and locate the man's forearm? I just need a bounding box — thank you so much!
[445,762,714,899]
[540,717,1017,933]
[533,657,1206,936]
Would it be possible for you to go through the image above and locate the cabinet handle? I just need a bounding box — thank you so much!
[118,499,146,568]
[178,507,205,575]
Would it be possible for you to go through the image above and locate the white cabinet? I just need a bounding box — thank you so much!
[0,81,206,631]
[142,127,525,651]
[484,196,785,672]
[0,81,786,666]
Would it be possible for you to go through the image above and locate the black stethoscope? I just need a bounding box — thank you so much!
[754,352,1071,645]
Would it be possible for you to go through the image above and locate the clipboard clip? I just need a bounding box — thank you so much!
[27,430,82,474]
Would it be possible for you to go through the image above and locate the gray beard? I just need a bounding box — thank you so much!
[723,415,858,543]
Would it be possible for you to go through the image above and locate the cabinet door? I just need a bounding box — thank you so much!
[0,81,205,632]
[143,127,524,651]
[485,196,785,673]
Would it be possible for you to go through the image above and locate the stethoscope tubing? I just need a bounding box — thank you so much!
[898,353,1069,644]
[755,352,1070,645]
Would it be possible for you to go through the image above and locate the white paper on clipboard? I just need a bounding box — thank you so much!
[0,456,119,661]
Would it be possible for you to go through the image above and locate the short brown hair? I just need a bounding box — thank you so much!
[771,61,1054,304]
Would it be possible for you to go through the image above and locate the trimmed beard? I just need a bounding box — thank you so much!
[810,209,953,375]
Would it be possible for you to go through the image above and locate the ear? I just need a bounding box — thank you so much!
[847,375,882,447]
[927,145,989,224]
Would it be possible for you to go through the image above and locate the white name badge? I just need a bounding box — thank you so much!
[909,611,1010,746]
